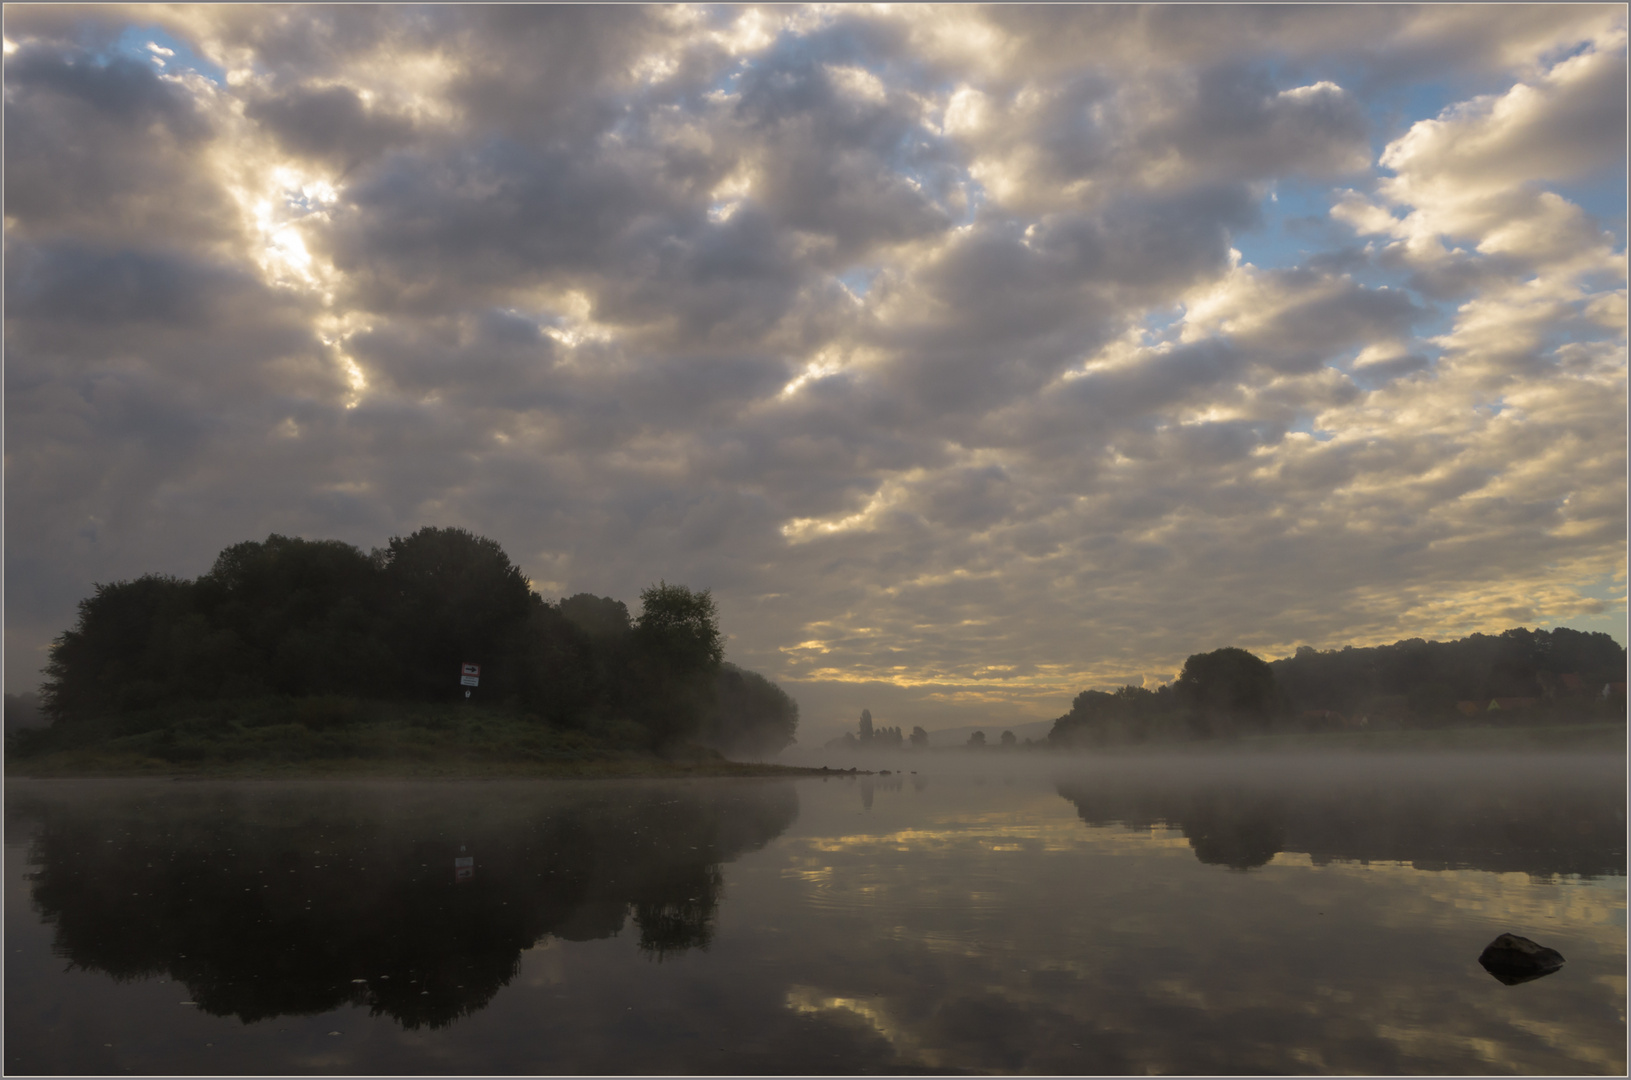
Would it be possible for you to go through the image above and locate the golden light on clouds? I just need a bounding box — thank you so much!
[2,4,1623,734]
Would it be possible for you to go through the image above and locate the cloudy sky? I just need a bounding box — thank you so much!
[5,4,1626,740]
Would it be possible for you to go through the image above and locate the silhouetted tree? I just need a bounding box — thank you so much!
[627,582,723,749]
[909,725,929,747]
[198,534,393,698]
[1000,729,1017,747]
[42,575,213,718]
[13,782,799,1026]
[966,730,986,748]
[379,527,533,701]
[705,664,799,758]
[1269,627,1626,726]
[511,599,596,726]
[1175,647,1278,736]
[1049,684,1175,747]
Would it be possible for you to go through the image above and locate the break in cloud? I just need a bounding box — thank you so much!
[5,5,1625,739]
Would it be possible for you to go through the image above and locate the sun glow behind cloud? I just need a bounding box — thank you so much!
[2,4,1624,734]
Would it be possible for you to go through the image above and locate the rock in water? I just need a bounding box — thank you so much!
[1479,933,1565,985]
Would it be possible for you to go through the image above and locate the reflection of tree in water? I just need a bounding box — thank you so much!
[1057,759,1625,875]
[13,781,797,1028]
[1178,793,1286,870]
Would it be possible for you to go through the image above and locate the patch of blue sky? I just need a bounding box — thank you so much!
[1536,572,1628,645]
[701,57,751,101]
[111,24,224,85]
[1233,180,1421,302]
[1132,304,1187,351]
[1365,78,1463,150]
[1407,302,1456,347]
[1286,414,1336,443]
[1549,167,1628,248]
[838,267,878,299]
[1231,177,1351,272]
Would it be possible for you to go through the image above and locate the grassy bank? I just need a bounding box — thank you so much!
[4,698,841,779]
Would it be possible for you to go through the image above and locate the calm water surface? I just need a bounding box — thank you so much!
[5,752,1625,1075]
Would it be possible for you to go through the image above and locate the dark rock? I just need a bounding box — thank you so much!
[1479,933,1565,984]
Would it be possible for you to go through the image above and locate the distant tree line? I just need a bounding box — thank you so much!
[823,709,930,751]
[38,528,798,756]
[1051,628,1626,748]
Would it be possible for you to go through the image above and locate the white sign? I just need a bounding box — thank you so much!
[461,663,481,676]
[460,662,480,687]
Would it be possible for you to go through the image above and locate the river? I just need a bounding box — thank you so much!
[5,751,1624,1074]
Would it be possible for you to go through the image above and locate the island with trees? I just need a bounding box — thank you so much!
[7,527,808,777]
[9,527,1625,774]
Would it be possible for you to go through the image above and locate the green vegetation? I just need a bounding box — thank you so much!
[6,698,826,778]
[13,527,803,776]
[1050,628,1627,749]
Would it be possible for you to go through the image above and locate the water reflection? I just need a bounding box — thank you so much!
[1055,754,1626,875]
[10,780,797,1029]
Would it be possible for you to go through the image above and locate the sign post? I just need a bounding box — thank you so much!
[460,662,480,700]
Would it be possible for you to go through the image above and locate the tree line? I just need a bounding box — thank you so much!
[38,527,798,757]
[1050,628,1626,748]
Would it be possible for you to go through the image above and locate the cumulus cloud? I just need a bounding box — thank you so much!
[4,6,1624,739]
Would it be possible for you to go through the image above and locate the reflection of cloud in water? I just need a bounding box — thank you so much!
[6,766,1622,1075]
[738,764,1624,1074]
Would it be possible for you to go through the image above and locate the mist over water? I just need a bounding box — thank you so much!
[7,753,1625,1074]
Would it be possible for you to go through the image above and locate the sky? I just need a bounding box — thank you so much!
[4,4,1626,742]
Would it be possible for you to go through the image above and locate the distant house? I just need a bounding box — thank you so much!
[1559,673,1585,694]
[1456,701,1483,717]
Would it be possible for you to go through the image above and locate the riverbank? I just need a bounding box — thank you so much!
[815,719,1626,762]
[1221,720,1626,753]
[4,700,865,780]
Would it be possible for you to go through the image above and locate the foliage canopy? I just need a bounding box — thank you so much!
[39,528,797,756]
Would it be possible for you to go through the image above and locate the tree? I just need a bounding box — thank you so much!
[628,582,724,749]
[558,593,633,644]
[634,582,723,669]
[199,534,392,698]
[42,575,216,718]
[704,664,799,758]
[379,527,534,701]
[557,593,633,711]
[1000,729,1016,747]
[909,725,929,747]
[858,709,873,742]
[511,598,595,726]
[1048,684,1174,747]
[966,730,986,748]
[1176,647,1278,736]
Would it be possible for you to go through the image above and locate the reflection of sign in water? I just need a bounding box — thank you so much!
[14,782,799,1030]
[460,662,481,687]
